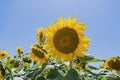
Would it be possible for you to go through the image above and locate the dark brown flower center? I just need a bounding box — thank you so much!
[53,27,79,53]
[1,54,5,56]
[32,48,44,58]
[108,57,120,70]
[23,57,32,63]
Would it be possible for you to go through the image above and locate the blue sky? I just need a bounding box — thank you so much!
[0,0,120,59]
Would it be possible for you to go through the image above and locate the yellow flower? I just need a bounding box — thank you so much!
[36,28,44,44]
[16,47,22,55]
[103,56,120,75]
[0,50,8,58]
[23,57,32,63]
[10,60,20,68]
[44,16,90,61]
[29,45,48,64]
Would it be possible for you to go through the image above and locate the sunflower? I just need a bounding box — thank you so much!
[103,56,120,75]
[44,16,90,61]
[36,28,44,44]
[0,50,8,58]
[10,60,20,68]
[23,57,32,63]
[16,47,22,55]
[29,45,48,64]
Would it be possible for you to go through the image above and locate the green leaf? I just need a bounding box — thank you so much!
[87,65,98,70]
[65,69,79,80]
[79,57,103,63]
[47,68,61,80]
[108,73,117,77]
[101,77,107,80]
[25,52,30,55]
[88,58,103,62]
[107,76,120,80]
[37,76,45,80]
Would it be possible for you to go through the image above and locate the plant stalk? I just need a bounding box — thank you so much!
[6,67,14,80]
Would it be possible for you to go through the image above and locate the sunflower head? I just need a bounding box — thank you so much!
[16,47,22,55]
[36,28,44,44]
[0,50,8,59]
[44,16,90,61]
[23,57,32,63]
[103,56,120,75]
[10,60,20,68]
[29,45,48,64]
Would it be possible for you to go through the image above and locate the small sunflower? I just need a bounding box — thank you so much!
[23,57,32,63]
[29,45,48,64]
[36,28,44,44]
[16,47,22,55]
[44,16,90,61]
[103,56,120,75]
[10,60,20,68]
[0,50,8,58]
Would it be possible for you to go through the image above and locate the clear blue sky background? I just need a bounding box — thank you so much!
[0,0,120,60]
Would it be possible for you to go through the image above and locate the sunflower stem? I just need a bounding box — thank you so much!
[70,52,74,69]
[70,61,73,69]
[6,67,14,80]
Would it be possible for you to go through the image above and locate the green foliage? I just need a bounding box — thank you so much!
[47,68,62,80]
[65,69,79,80]
[78,56,103,63]
[0,42,120,80]
[101,77,107,80]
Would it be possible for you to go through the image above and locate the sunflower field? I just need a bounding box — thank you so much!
[0,16,120,80]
